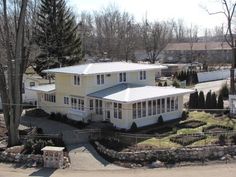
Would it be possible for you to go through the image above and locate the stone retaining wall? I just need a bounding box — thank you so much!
[94,141,236,163]
[0,151,43,166]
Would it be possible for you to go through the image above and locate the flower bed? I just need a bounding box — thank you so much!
[177,120,206,129]
[203,125,233,134]
[170,133,206,146]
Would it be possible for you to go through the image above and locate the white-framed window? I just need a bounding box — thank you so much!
[175,97,178,111]
[119,72,126,83]
[171,97,175,111]
[114,103,122,119]
[139,71,146,80]
[97,74,104,85]
[132,103,137,119]
[157,99,161,114]
[74,75,80,85]
[44,93,56,103]
[161,98,165,113]
[152,100,157,115]
[167,97,171,112]
[137,102,142,118]
[89,99,94,111]
[64,97,69,105]
[30,82,35,87]
[118,103,122,119]
[95,99,103,115]
[142,102,146,117]
[71,97,84,111]
[148,100,152,116]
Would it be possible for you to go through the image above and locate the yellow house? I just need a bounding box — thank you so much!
[31,62,194,129]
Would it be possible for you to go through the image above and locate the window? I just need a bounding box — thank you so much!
[139,71,146,80]
[44,93,56,103]
[167,98,170,112]
[119,72,126,82]
[153,100,156,115]
[22,83,25,94]
[148,101,152,116]
[74,75,80,85]
[157,99,160,114]
[118,103,122,119]
[97,74,104,85]
[64,97,69,105]
[175,97,178,111]
[89,99,94,110]
[161,98,165,113]
[30,82,35,87]
[71,97,84,111]
[133,103,137,119]
[95,99,103,115]
[114,103,118,118]
[137,102,141,118]
[142,102,146,117]
[171,97,175,111]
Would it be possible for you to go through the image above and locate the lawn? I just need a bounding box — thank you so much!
[139,111,236,148]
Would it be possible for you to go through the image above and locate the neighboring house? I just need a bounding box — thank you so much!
[22,73,51,105]
[31,62,194,129]
[163,42,231,63]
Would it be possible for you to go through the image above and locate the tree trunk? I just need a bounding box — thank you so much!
[230,48,236,94]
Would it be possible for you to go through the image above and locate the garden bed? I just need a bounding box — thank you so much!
[145,126,176,137]
[170,133,207,146]
[178,120,206,129]
[203,125,233,134]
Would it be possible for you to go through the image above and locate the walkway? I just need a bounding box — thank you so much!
[0,163,236,177]
[67,143,123,170]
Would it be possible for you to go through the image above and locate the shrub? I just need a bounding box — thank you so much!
[130,122,138,132]
[230,135,236,145]
[50,112,56,120]
[217,94,224,110]
[181,111,188,120]
[172,80,180,88]
[218,134,226,146]
[219,83,229,99]
[61,114,68,123]
[158,115,164,124]
[55,112,62,121]
[164,81,167,86]
[198,91,205,110]
[158,82,162,86]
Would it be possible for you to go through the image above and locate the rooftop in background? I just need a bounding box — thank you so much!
[43,62,167,75]
[29,84,55,93]
[88,83,194,103]
[165,42,231,51]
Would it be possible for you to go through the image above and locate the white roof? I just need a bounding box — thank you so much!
[41,146,64,151]
[88,83,194,103]
[29,84,55,93]
[43,62,167,75]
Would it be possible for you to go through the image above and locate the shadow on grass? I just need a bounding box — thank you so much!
[29,168,56,177]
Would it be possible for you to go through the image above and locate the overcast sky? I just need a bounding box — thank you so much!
[69,0,226,33]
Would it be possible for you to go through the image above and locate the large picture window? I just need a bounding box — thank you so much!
[148,101,152,116]
[44,93,56,103]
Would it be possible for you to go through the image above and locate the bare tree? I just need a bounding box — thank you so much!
[0,0,28,146]
[173,19,187,42]
[142,19,173,64]
[204,0,236,93]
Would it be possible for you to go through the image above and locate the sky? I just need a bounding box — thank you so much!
[69,0,227,34]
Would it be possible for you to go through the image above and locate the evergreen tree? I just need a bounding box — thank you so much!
[205,91,212,111]
[158,82,162,86]
[218,93,224,110]
[164,81,167,86]
[34,0,83,75]
[198,91,205,110]
[211,92,217,111]
[193,90,198,109]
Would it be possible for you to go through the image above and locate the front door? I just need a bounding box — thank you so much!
[104,102,112,121]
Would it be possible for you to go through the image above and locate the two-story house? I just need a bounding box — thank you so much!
[31,62,194,129]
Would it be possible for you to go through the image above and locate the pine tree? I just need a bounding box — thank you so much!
[211,92,217,112]
[164,81,167,86]
[205,91,212,111]
[198,91,205,110]
[158,82,162,86]
[194,91,199,109]
[218,93,224,110]
[34,0,83,75]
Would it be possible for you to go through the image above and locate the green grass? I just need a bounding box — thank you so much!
[138,111,236,148]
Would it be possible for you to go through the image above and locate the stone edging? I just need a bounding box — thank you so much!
[94,141,236,163]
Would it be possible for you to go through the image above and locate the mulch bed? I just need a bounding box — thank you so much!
[177,120,206,129]
[203,125,233,134]
[170,134,206,146]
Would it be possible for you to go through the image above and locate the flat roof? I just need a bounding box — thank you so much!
[43,62,167,75]
[29,84,55,93]
[88,83,194,103]
[41,146,64,151]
